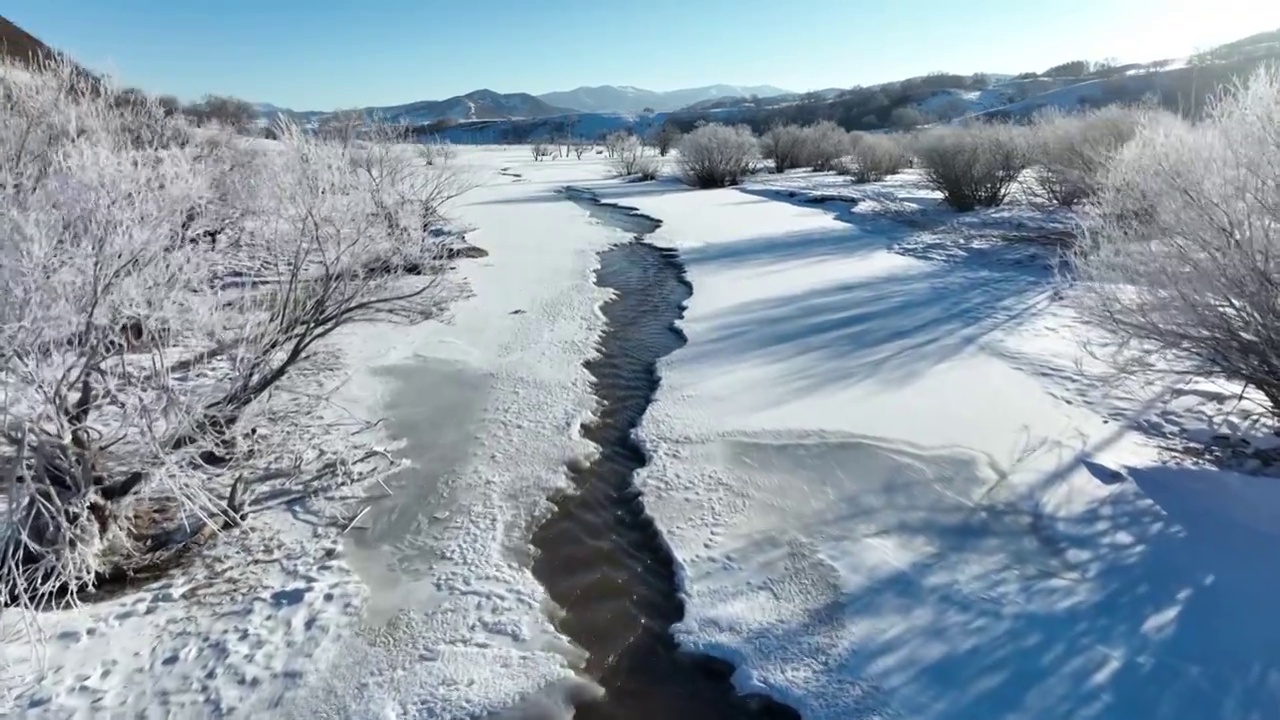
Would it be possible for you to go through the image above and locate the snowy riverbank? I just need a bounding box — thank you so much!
[8,146,1280,720]
[587,169,1280,720]
[3,148,624,719]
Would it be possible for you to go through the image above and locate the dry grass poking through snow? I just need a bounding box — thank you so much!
[0,57,472,671]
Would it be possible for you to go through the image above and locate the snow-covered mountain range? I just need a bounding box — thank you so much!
[257,89,576,125]
[257,84,795,125]
[367,89,576,123]
[536,84,794,113]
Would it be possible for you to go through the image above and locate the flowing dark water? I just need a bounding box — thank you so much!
[529,189,801,719]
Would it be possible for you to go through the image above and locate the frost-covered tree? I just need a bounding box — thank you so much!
[652,123,682,157]
[889,106,927,130]
[604,130,633,159]
[185,94,257,131]
[0,58,468,623]
[677,123,758,188]
[1071,67,1280,417]
[609,134,659,178]
[420,134,456,166]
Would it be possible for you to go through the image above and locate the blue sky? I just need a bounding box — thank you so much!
[6,0,1279,109]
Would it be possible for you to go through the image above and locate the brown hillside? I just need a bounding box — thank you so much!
[0,15,58,66]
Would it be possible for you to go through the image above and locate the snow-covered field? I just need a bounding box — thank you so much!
[7,146,1280,719]
[576,169,1280,719]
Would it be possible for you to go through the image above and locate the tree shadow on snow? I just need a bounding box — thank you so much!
[468,187,575,206]
[737,183,945,232]
[717,459,1280,720]
[471,177,691,207]
[681,256,1053,392]
[738,183,1075,280]
[679,225,892,271]
[586,177,692,200]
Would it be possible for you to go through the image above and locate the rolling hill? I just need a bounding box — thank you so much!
[536,84,794,113]
[374,89,575,123]
[258,89,578,126]
[0,15,58,66]
[10,10,1279,151]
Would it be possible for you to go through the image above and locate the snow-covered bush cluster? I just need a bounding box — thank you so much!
[1027,105,1152,208]
[758,123,809,174]
[759,120,850,173]
[676,123,760,188]
[0,59,468,618]
[906,104,1165,212]
[888,69,1280,418]
[1072,66,1280,416]
[655,67,1280,423]
[911,123,1034,211]
[835,132,910,183]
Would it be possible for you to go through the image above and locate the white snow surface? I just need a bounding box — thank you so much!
[281,149,620,719]
[575,169,1280,719]
[8,149,1280,720]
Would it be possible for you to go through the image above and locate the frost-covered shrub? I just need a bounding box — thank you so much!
[184,94,257,131]
[421,135,456,166]
[759,121,849,173]
[1071,67,1280,416]
[609,134,657,177]
[0,57,467,623]
[759,123,810,173]
[804,120,850,171]
[316,108,365,147]
[1028,105,1149,208]
[913,123,1032,211]
[889,106,927,130]
[836,134,909,183]
[677,123,759,188]
[632,154,661,181]
[1,61,192,157]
